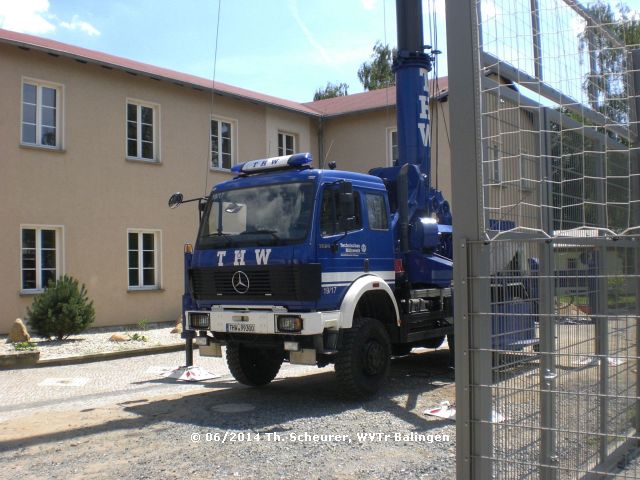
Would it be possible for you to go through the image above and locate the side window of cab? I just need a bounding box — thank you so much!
[320,187,362,237]
[365,193,389,230]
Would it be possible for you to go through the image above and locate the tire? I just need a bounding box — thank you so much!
[421,336,445,349]
[335,317,391,398]
[226,344,284,387]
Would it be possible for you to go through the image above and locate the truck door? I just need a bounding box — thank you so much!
[315,184,392,311]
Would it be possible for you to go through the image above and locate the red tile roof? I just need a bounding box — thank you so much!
[0,28,449,118]
[0,28,319,115]
[304,78,449,117]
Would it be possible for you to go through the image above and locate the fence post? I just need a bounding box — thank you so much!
[630,49,640,439]
[446,0,493,478]
[539,108,559,479]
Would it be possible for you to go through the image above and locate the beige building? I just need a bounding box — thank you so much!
[0,28,452,333]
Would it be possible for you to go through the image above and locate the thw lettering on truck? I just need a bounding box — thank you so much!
[217,249,272,266]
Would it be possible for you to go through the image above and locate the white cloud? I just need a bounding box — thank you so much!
[0,0,100,36]
[0,0,55,34]
[288,0,332,65]
[59,14,100,36]
[361,0,377,11]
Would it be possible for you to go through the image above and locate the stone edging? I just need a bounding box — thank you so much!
[1,343,198,370]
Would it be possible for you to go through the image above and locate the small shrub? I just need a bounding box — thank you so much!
[137,319,149,331]
[13,341,37,351]
[27,275,95,340]
[127,332,148,342]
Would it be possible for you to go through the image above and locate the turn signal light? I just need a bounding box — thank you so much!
[394,259,404,273]
[277,315,303,333]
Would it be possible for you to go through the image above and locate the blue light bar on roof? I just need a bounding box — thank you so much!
[231,152,313,174]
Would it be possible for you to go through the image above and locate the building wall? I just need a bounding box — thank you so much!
[265,107,317,160]
[0,43,315,333]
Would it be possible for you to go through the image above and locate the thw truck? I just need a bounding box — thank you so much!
[169,0,453,397]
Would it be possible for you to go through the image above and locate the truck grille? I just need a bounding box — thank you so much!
[190,264,321,302]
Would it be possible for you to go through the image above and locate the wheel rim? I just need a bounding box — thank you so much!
[362,340,386,376]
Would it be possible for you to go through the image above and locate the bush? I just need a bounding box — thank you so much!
[27,275,95,340]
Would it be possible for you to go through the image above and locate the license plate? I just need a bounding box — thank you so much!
[226,323,256,333]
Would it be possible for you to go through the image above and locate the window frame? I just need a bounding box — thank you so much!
[126,99,160,163]
[126,229,162,291]
[277,131,296,156]
[386,127,398,166]
[210,115,237,171]
[19,225,64,294]
[20,77,64,150]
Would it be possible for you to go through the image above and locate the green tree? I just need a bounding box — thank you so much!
[581,1,640,123]
[357,41,396,91]
[313,81,349,101]
[27,275,95,340]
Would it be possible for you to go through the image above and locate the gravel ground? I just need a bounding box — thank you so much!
[0,348,457,479]
[1,321,182,360]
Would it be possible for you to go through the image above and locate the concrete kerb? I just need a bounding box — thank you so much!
[0,343,198,370]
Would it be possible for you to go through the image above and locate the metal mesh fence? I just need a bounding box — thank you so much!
[448,0,640,478]
[468,238,639,478]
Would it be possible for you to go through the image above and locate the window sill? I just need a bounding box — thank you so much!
[127,287,164,293]
[20,143,66,153]
[20,289,44,296]
[126,157,162,165]
[209,167,235,174]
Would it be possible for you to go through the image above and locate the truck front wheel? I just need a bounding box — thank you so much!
[226,344,284,387]
[335,317,391,398]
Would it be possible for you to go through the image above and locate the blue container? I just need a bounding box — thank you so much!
[491,282,538,351]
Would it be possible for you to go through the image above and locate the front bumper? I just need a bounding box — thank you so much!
[185,306,340,336]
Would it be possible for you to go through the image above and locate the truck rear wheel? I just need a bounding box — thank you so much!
[226,344,284,387]
[335,317,391,398]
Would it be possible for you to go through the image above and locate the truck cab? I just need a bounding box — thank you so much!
[175,152,452,397]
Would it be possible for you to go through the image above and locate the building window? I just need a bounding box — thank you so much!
[278,132,295,156]
[127,101,158,161]
[21,226,62,292]
[21,80,62,148]
[487,142,503,184]
[387,128,398,166]
[211,117,234,170]
[128,230,160,289]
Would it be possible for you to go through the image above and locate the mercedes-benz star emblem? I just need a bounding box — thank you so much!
[232,271,250,294]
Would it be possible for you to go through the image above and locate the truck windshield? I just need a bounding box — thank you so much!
[198,182,315,248]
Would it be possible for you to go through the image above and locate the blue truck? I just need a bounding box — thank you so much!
[169,0,454,397]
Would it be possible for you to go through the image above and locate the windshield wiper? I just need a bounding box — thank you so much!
[239,229,281,240]
[204,232,233,246]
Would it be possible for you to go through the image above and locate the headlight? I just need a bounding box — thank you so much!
[277,315,303,333]
[189,312,210,329]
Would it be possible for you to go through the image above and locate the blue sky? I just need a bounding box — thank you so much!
[0,0,417,102]
[0,0,636,103]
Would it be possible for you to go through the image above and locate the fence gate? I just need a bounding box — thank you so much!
[446,0,640,478]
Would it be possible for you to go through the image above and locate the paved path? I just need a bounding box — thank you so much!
[0,350,318,422]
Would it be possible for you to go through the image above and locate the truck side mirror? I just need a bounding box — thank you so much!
[168,192,183,209]
[337,182,355,231]
[338,182,355,219]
